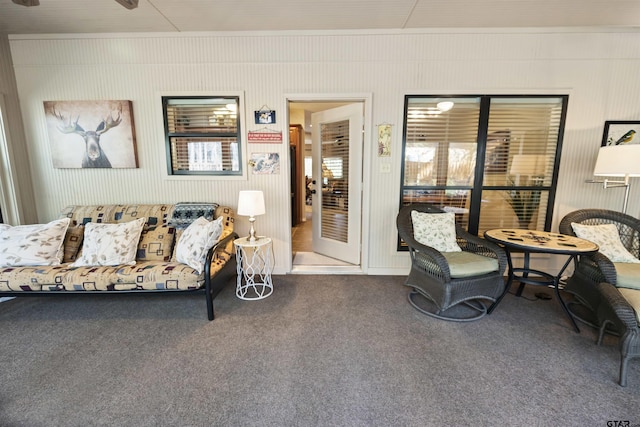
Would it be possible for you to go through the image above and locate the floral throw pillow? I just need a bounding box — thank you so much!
[0,218,70,266]
[411,211,461,253]
[175,216,224,274]
[571,222,640,263]
[70,217,146,267]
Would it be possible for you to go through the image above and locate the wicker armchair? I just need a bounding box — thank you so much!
[558,209,640,327]
[396,203,508,321]
[558,209,640,385]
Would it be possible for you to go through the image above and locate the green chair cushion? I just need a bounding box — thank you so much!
[617,288,640,324]
[443,251,499,279]
[613,262,640,291]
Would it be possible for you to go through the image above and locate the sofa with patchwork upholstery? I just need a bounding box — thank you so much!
[0,203,238,320]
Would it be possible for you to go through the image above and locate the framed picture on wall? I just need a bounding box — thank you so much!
[601,120,640,146]
[254,110,276,124]
[43,100,138,168]
[249,152,280,174]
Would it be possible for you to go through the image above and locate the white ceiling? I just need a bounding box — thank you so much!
[1,0,639,35]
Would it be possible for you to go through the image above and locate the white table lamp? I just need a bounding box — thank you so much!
[237,190,266,242]
[593,144,640,214]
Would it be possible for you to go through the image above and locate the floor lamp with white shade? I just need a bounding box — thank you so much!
[592,144,640,214]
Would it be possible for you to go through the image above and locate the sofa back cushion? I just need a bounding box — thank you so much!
[215,205,235,239]
[137,224,176,262]
[62,225,85,263]
[60,205,118,227]
[112,204,174,227]
[60,203,234,264]
[60,204,175,228]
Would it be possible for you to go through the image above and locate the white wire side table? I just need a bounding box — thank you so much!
[233,236,274,300]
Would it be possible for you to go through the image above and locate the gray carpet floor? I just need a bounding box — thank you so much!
[0,275,637,426]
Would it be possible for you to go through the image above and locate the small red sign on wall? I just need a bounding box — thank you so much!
[248,131,283,143]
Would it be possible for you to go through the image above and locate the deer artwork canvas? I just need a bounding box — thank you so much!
[43,100,138,168]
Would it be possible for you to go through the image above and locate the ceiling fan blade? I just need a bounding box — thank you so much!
[114,0,138,9]
[11,0,40,6]
[11,0,137,9]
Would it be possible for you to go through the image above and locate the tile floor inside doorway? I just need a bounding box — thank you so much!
[292,207,351,266]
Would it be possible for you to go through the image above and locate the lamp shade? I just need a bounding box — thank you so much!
[594,145,640,177]
[509,154,545,176]
[237,190,265,217]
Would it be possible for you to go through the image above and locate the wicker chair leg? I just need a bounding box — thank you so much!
[597,319,614,345]
[619,355,629,387]
[408,290,489,322]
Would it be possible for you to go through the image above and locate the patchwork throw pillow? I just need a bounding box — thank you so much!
[70,217,146,267]
[137,225,176,262]
[175,216,224,274]
[411,211,462,253]
[0,218,70,266]
[169,203,218,229]
[571,222,640,263]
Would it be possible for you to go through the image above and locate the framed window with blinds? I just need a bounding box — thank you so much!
[399,95,568,249]
[162,96,242,176]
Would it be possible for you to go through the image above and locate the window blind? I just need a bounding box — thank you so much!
[321,119,349,243]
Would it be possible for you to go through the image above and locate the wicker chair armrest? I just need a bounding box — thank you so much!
[579,252,618,285]
[597,282,639,330]
[456,230,508,275]
[557,216,575,236]
[407,240,452,280]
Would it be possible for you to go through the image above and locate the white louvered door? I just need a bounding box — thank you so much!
[311,103,363,265]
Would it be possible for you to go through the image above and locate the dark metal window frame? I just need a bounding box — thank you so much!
[162,95,243,176]
[398,94,568,250]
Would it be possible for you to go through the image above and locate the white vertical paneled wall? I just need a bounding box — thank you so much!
[0,34,37,225]
[8,29,640,275]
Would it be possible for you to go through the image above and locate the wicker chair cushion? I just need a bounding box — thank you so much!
[571,223,640,263]
[617,288,640,324]
[613,262,640,291]
[411,211,461,253]
[442,251,499,278]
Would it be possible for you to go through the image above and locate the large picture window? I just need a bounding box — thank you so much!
[400,95,568,246]
[162,96,242,176]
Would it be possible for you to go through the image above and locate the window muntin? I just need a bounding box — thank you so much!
[400,95,567,248]
[163,96,242,176]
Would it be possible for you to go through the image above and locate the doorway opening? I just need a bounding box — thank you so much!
[288,100,364,273]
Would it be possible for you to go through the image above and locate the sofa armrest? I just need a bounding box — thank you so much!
[205,231,239,276]
[202,231,239,321]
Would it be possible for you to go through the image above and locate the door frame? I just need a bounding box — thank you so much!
[285,93,372,274]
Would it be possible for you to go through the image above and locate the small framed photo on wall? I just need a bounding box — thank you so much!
[602,120,640,146]
[255,110,276,124]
